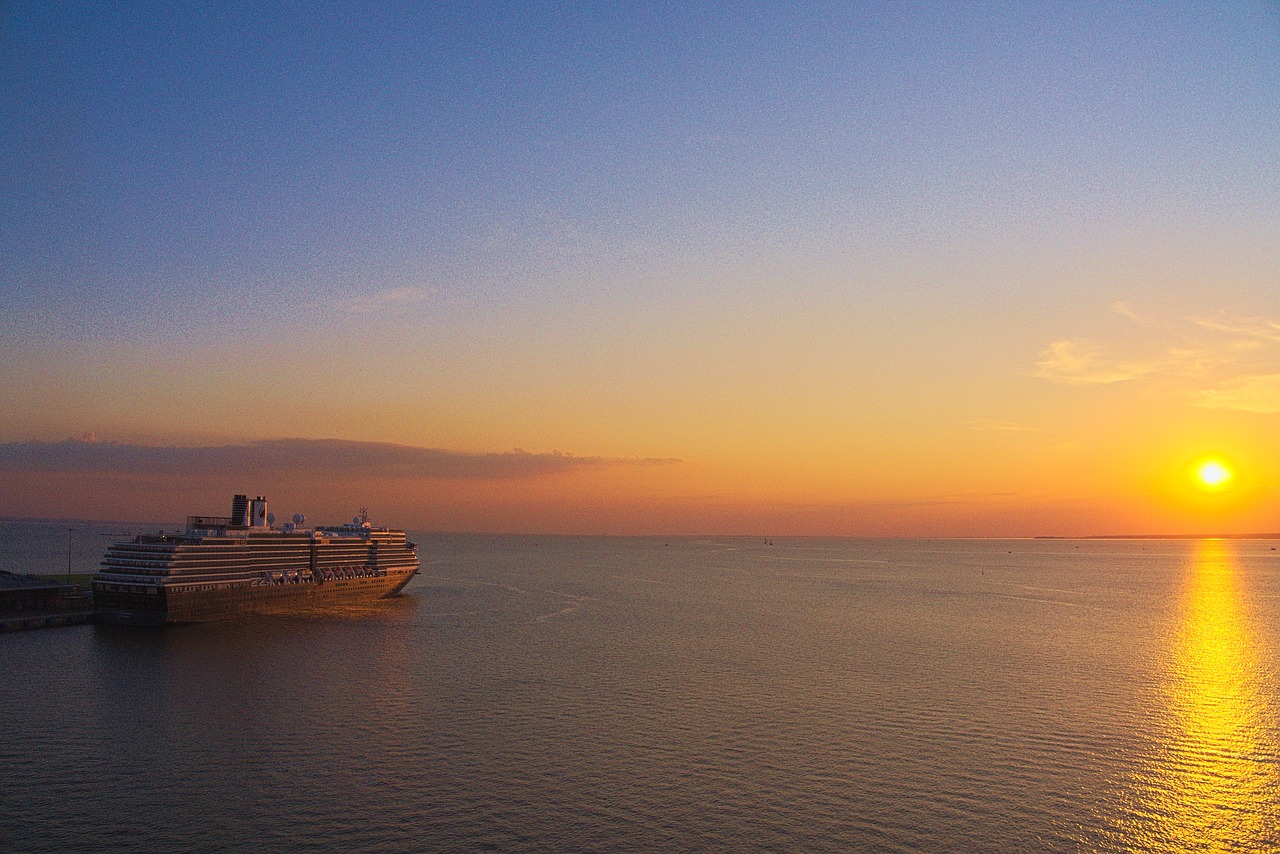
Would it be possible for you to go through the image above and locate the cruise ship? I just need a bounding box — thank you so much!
[93,494,420,626]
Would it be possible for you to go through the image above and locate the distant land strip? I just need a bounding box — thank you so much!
[1036,533,1280,540]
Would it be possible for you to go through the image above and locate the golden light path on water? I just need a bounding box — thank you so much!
[1126,540,1280,850]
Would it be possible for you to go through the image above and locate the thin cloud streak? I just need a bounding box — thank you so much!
[0,438,681,480]
[1110,301,1151,326]
[967,420,1032,432]
[1191,314,1280,343]
[343,286,433,314]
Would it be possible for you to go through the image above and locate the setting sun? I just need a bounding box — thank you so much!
[1195,459,1234,491]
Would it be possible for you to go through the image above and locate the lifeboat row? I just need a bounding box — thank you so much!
[251,566,386,586]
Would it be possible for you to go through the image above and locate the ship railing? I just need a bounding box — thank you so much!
[187,515,239,529]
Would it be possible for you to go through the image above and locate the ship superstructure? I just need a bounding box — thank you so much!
[93,494,419,626]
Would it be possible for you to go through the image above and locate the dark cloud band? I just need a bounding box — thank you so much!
[0,438,680,480]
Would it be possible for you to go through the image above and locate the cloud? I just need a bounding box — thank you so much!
[1036,308,1280,412]
[1034,339,1160,385]
[1110,301,1150,326]
[1190,314,1280,343]
[343,286,433,314]
[1192,373,1280,414]
[0,438,681,479]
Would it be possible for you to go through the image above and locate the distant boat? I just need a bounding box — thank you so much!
[93,494,419,626]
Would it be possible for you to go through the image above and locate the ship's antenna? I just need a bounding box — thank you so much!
[359,506,368,524]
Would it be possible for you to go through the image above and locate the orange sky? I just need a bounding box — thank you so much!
[3,4,1278,535]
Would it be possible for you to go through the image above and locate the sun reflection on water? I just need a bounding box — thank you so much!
[1130,540,1280,850]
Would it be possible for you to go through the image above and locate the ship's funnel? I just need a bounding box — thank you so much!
[230,494,250,527]
[250,496,268,528]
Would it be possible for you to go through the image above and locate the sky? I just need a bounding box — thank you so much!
[2,1,1278,535]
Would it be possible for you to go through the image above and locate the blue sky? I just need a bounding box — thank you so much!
[8,2,1274,325]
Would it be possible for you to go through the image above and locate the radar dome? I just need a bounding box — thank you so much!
[353,516,361,525]
[293,513,305,525]
[266,512,275,525]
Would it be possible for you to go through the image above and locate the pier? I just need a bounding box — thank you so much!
[0,571,94,631]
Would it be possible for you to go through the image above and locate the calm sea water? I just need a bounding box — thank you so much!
[4,527,1280,852]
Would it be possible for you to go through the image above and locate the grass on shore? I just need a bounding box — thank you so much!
[34,573,95,588]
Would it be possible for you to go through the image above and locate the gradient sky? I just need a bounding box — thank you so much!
[2,1,1278,535]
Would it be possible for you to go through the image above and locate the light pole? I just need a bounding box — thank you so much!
[67,527,73,583]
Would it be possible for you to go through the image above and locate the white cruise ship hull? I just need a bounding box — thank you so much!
[94,566,417,626]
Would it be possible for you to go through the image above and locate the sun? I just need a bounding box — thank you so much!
[1194,458,1234,491]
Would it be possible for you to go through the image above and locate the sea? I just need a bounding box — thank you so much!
[4,522,1280,852]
